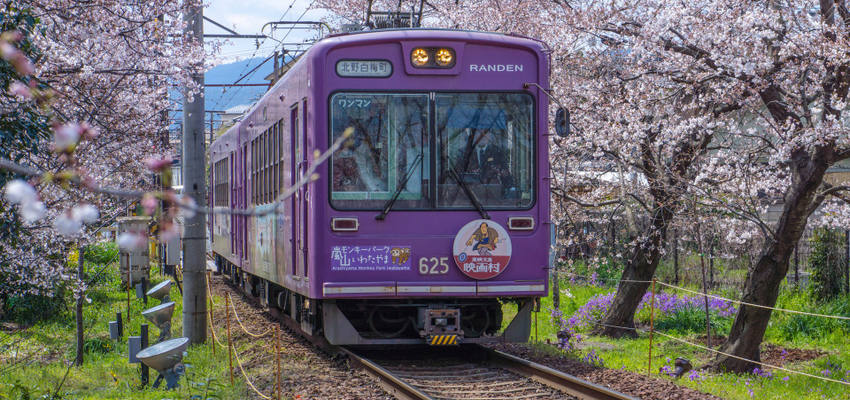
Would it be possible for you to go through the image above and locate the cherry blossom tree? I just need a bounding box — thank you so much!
[316,0,850,372]
[0,0,205,299]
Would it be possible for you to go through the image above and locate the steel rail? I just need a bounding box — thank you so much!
[218,277,635,400]
[339,347,434,400]
[476,345,638,400]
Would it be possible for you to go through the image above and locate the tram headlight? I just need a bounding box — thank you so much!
[411,48,430,67]
[435,48,454,66]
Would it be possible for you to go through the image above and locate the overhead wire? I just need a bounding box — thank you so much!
[209,0,300,113]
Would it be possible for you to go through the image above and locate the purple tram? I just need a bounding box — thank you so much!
[209,29,551,345]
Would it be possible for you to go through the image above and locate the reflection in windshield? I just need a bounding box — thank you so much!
[329,92,534,210]
[438,93,534,208]
[330,93,429,209]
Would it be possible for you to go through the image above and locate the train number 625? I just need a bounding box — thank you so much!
[418,257,449,275]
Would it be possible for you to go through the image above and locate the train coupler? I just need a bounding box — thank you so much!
[421,308,463,346]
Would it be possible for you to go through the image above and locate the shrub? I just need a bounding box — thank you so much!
[808,228,846,301]
[568,290,736,331]
[777,296,850,340]
[83,336,113,354]
[654,308,721,334]
[83,242,119,265]
[2,289,67,324]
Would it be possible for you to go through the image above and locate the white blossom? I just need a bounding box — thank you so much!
[53,213,83,237]
[117,232,147,252]
[71,204,99,224]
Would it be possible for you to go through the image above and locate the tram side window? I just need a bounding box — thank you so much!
[251,138,258,205]
[263,131,269,204]
[278,120,285,191]
[214,159,229,207]
[330,93,430,209]
[272,124,278,200]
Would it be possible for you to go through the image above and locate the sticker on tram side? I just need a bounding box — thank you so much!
[452,219,512,280]
[330,245,412,272]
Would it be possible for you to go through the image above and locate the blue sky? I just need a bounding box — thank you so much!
[204,0,329,64]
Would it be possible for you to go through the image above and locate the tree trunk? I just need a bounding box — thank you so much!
[712,151,830,372]
[75,246,85,366]
[595,207,671,338]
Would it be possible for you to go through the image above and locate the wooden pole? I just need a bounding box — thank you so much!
[275,325,282,400]
[207,271,215,357]
[140,324,149,386]
[226,293,234,385]
[74,246,85,366]
[126,273,131,324]
[648,278,656,376]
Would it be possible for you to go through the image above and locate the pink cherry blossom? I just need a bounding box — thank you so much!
[8,80,31,99]
[53,123,82,152]
[117,232,148,252]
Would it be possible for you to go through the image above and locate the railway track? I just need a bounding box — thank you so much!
[215,275,635,400]
[340,345,638,400]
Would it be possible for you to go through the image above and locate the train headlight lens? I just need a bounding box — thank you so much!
[411,48,430,66]
[435,48,454,66]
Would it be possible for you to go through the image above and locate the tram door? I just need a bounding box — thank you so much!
[290,102,307,278]
[298,99,308,277]
[237,145,248,264]
[229,153,236,255]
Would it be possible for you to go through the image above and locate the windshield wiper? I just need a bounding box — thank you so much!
[448,166,489,220]
[375,154,423,221]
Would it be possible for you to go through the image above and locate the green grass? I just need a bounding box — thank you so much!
[0,247,244,400]
[520,277,850,400]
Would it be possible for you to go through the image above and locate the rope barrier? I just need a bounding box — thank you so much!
[231,343,273,399]
[205,272,227,349]
[205,272,285,398]
[559,271,850,321]
[655,281,850,321]
[650,330,850,387]
[561,271,653,285]
[577,318,850,386]
[226,293,273,338]
[556,272,850,386]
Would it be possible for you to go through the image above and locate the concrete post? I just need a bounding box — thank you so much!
[182,0,207,344]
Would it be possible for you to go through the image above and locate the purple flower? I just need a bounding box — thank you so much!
[752,367,772,379]
[688,370,702,381]
[568,290,737,330]
[582,349,604,367]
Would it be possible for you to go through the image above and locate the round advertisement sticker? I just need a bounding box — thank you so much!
[452,219,512,280]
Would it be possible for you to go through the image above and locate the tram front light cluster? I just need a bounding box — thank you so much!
[435,48,453,66]
[410,47,456,68]
[411,48,430,67]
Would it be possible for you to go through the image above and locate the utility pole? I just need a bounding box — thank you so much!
[182,0,207,344]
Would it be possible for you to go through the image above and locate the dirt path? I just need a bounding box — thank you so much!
[208,275,392,400]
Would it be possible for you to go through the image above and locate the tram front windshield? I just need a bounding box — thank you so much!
[330,92,534,210]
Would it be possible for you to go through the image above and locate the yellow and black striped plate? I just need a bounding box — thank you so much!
[428,334,459,346]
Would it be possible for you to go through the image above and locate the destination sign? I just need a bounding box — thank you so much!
[336,60,392,77]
